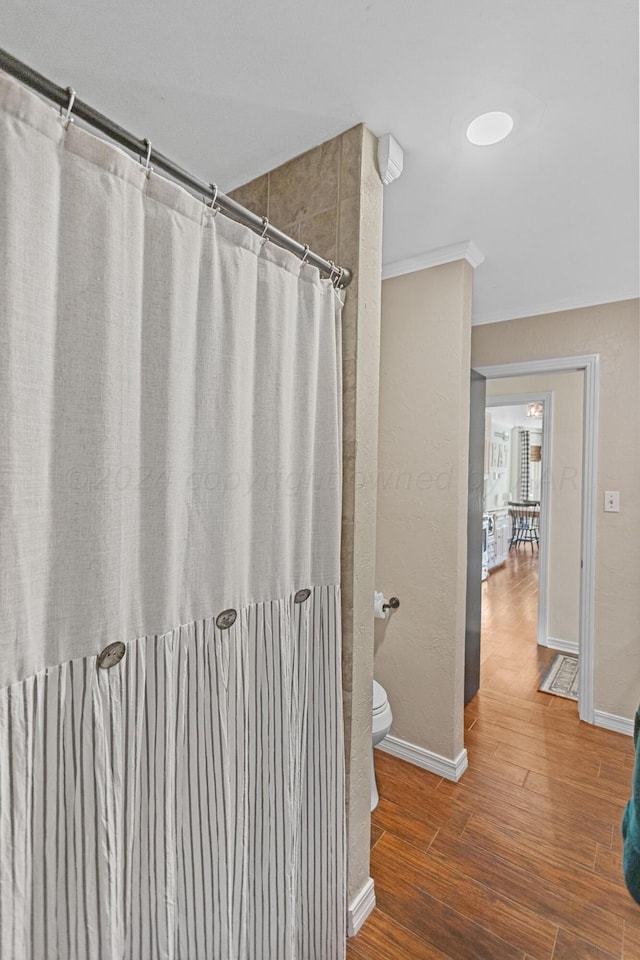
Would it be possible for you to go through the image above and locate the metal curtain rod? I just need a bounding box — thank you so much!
[0,49,352,288]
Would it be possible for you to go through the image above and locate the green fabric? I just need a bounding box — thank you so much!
[622,708,640,905]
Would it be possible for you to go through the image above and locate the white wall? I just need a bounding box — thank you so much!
[484,416,514,509]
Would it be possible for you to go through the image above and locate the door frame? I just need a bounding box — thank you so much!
[475,355,599,725]
[485,391,553,652]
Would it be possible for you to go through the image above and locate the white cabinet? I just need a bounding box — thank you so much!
[487,512,511,570]
[495,514,511,567]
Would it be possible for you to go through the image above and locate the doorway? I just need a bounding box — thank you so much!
[480,394,552,704]
[473,356,597,723]
[484,394,551,641]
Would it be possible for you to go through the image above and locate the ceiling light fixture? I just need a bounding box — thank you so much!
[466,111,514,146]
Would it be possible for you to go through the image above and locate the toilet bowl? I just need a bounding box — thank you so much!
[371,680,393,811]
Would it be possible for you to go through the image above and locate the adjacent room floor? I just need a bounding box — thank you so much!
[480,547,555,702]
[348,553,637,960]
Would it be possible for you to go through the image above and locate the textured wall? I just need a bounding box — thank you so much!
[487,373,584,646]
[472,300,640,719]
[375,261,473,761]
[230,126,383,907]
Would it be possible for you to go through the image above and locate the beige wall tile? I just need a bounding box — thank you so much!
[341,293,359,372]
[299,207,338,263]
[337,195,361,275]
[227,174,269,218]
[268,137,341,225]
[279,220,301,243]
[229,122,383,915]
[342,125,383,905]
[340,125,365,202]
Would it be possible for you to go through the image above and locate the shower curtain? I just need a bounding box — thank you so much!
[0,73,345,960]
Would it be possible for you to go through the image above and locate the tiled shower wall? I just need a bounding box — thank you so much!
[230,125,383,909]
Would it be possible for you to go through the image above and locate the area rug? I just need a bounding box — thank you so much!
[539,654,579,700]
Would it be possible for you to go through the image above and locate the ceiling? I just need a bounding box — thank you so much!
[490,405,544,431]
[2,0,638,323]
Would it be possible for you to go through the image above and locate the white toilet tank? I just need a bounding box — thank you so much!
[372,680,392,740]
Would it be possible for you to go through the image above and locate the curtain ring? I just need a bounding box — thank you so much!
[61,87,76,128]
[260,217,270,240]
[334,266,345,289]
[328,260,337,284]
[142,138,152,178]
[300,244,310,265]
[209,182,219,212]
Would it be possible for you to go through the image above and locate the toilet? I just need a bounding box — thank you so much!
[371,680,393,811]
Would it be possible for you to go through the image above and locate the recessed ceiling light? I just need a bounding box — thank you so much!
[466,111,514,146]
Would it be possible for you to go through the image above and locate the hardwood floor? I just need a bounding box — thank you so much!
[347,551,638,960]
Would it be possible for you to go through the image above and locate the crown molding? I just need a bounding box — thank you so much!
[472,289,639,326]
[382,240,485,280]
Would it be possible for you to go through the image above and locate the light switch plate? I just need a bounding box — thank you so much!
[604,490,620,512]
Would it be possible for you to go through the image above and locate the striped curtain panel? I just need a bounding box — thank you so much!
[519,429,530,501]
[0,72,345,960]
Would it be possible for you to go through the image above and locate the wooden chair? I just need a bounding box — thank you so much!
[508,501,540,552]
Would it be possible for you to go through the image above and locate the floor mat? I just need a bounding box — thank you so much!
[539,653,579,700]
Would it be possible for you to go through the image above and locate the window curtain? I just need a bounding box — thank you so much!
[0,72,345,960]
[519,429,530,501]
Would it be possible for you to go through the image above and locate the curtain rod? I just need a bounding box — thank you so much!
[0,49,352,289]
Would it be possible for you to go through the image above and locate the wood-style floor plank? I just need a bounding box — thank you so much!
[428,829,623,956]
[523,769,629,824]
[373,865,527,960]
[438,771,614,848]
[372,833,557,959]
[552,927,619,959]
[595,842,626,886]
[623,919,640,959]
[346,551,638,960]
[370,797,440,852]
[347,908,452,960]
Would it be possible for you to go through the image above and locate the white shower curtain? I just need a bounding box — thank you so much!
[0,73,345,960]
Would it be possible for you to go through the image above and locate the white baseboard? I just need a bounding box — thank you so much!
[376,735,468,782]
[347,877,376,937]
[593,710,634,737]
[546,637,579,655]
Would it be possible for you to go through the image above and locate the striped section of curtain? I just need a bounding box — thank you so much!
[519,429,530,501]
[0,587,344,959]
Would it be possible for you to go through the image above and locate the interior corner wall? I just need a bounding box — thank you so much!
[230,125,384,908]
[487,373,584,646]
[472,299,640,721]
[375,260,473,762]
